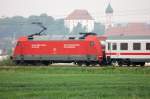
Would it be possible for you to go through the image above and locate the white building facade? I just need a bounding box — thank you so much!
[65,10,94,33]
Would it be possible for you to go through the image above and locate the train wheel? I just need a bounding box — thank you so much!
[118,61,123,67]
[140,62,145,67]
[127,63,131,67]
[85,62,90,66]
[131,63,137,67]
[91,63,97,67]
[77,62,83,66]
[42,61,49,66]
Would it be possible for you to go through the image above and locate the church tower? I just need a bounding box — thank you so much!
[105,2,114,29]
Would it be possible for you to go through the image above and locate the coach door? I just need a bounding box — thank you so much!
[105,42,111,62]
[106,41,120,58]
[111,42,119,58]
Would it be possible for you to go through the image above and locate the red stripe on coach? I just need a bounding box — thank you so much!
[106,52,150,55]
[120,53,150,55]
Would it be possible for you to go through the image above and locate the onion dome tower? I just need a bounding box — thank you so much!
[105,3,114,29]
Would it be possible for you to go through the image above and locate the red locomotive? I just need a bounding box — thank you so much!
[12,33,104,66]
[11,22,104,66]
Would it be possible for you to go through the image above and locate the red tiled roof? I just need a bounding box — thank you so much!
[65,9,94,20]
[104,23,150,36]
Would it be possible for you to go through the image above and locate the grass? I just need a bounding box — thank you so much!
[0,66,150,99]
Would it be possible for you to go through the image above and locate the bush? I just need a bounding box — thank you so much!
[0,58,16,66]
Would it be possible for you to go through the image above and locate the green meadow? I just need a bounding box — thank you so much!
[0,66,150,99]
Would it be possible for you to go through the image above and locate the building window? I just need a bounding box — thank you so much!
[120,43,128,50]
[133,43,141,50]
[146,43,150,50]
[108,43,111,50]
[112,43,117,50]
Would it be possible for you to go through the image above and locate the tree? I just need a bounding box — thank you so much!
[71,23,86,34]
[92,22,105,35]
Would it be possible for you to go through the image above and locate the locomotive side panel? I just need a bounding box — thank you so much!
[12,35,103,65]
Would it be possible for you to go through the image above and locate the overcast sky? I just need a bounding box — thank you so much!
[0,0,150,22]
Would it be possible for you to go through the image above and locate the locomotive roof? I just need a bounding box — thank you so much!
[29,33,98,41]
[31,35,83,40]
[107,35,150,40]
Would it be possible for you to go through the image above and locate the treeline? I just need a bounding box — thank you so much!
[0,13,105,37]
[0,14,69,38]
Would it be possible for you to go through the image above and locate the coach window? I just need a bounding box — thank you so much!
[112,43,117,50]
[146,43,150,50]
[120,43,128,50]
[108,42,111,50]
[133,43,141,50]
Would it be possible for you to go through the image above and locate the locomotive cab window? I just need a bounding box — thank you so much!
[133,43,141,50]
[146,43,150,50]
[112,43,117,50]
[16,42,21,46]
[120,43,128,50]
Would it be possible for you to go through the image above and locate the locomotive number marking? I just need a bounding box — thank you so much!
[31,44,47,48]
[64,44,80,48]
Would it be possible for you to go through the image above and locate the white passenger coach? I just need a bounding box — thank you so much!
[105,36,150,66]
